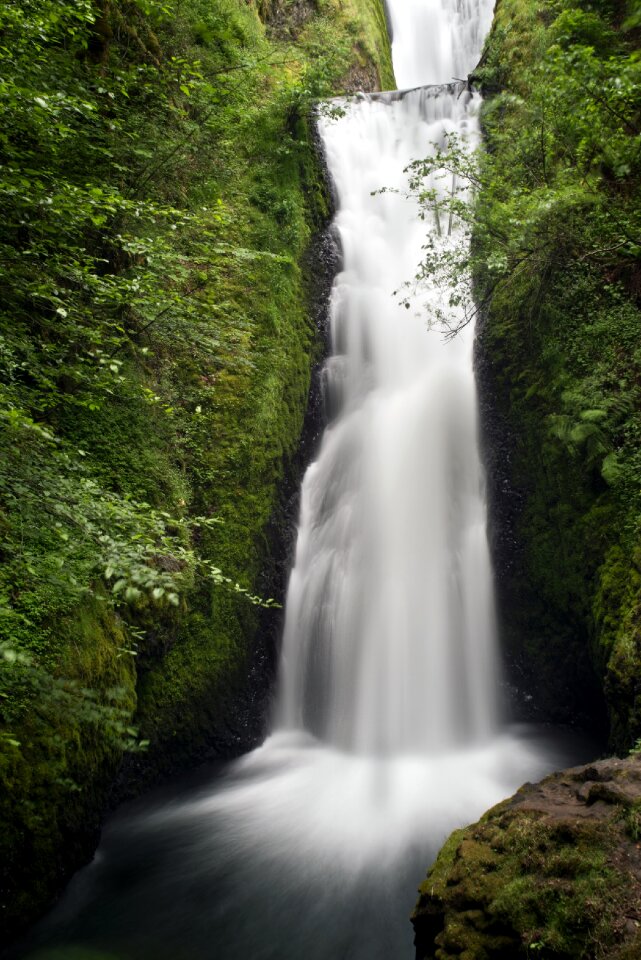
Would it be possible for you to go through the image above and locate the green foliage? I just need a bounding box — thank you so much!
[620,799,641,840]
[0,0,393,939]
[0,0,359,754]
[0,642,141,758]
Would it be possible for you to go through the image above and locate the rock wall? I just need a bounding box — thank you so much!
[471,0,641,746]
[0,0,393,943]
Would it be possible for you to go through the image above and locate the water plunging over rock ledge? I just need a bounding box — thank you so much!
[278,80,499,755]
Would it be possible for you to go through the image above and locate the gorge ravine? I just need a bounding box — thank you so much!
[9,0,597,958]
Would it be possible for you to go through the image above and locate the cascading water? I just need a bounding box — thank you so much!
[12,3,597,960]
[278,83,497,755]
[388,0,494,89]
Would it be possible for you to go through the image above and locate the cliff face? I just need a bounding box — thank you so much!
[470,0,641,746]
[0,0,393,941]
[413,756,641,959]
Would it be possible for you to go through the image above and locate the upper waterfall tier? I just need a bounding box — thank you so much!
[388,0,495,90]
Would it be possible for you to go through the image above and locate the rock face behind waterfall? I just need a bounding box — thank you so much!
[413,756,641,960]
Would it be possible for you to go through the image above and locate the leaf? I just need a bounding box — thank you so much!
[601,452,622,485]
[579,409,607,422]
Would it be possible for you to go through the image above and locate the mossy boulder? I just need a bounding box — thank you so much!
[413,756,641,959]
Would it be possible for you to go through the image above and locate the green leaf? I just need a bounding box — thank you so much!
[601,452,623,485]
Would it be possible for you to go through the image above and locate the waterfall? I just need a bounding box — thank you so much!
[15,2,596,958]
[388,0,494,89]
[278,82,496,755]
[276,0,501,761]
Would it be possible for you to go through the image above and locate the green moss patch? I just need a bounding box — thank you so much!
[414,757,641,959]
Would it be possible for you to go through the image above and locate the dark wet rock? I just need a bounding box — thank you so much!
[474,313,607,738]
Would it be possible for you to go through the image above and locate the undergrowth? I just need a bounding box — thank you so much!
[0,0,392,938]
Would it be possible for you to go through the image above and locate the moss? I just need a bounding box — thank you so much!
[474,0,641,744]
[131,152,320,761]
[0,601,136,938]
[416,757,641,957]
[1,0,393,940]
[473,0,548,93]
[337,0,395,89]
[415,808,630,959]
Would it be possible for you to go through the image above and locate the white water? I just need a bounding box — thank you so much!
[389,0,494,89]
[14,4,596,960]
[278,84,495,755]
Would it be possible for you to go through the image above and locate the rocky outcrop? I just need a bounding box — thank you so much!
[413,756,641,959]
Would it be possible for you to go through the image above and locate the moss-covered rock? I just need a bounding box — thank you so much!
[0,601,136,943]
[0,0,393,942]
[413,756,641,959]
[472,0,641,745]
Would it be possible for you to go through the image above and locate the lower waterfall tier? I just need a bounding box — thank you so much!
[10,726,596,960]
